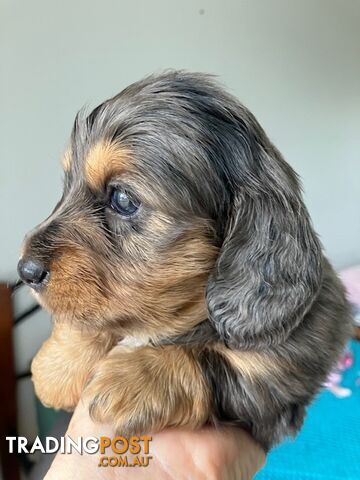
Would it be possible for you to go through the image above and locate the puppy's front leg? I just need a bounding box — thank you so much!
[31,323,116,411]
[84,345,211,435]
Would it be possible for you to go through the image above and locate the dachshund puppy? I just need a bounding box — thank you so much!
[18,71,351,450]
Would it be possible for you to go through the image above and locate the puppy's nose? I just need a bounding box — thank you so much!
[17,258,49,287]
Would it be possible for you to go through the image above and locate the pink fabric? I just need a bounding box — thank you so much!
[339,265,360,305]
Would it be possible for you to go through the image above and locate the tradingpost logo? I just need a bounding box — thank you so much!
[6,435,153,468]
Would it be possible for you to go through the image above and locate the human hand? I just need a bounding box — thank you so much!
[45,401,265,479]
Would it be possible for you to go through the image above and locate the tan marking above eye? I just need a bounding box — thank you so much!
[85,140,131,190]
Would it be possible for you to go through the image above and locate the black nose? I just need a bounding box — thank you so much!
[17,258,49,287]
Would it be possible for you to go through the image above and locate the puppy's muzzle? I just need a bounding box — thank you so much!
[17,257,49,289]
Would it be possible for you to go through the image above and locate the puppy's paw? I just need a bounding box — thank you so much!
[84,354,154,435]
[84,345,210,436]
[31,325,114,411]
[31,343,82,411]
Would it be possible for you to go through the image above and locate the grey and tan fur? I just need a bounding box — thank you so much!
[19,71,352,450]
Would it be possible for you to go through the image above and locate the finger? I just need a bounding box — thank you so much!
[152,426,265,480]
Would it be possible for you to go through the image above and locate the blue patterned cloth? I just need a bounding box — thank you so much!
[255,340,360,480]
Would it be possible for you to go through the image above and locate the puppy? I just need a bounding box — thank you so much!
[18,71,352,450]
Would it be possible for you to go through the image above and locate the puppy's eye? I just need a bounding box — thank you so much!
[110,188,140,217]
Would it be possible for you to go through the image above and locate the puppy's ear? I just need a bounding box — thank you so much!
[206,147,323,348]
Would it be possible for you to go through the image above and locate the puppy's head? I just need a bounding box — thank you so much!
[18,71,322,344]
